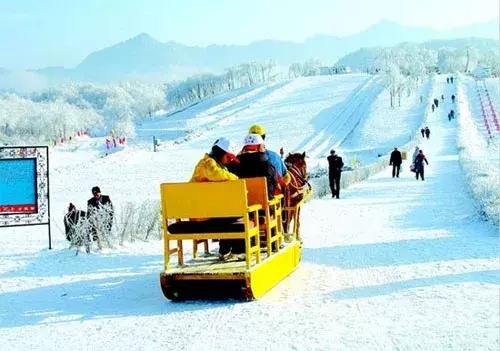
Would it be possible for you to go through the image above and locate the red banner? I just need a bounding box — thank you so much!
[0,204,37,214]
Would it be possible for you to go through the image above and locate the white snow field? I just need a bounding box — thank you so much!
[0,75,498,350]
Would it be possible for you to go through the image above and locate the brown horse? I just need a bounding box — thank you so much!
[283,152,311,239]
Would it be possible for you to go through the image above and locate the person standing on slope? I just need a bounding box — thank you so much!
[389,147,402,178]
[414,150,429,181]
[425,126,431,139]
[327,149,344,198]
[412,146,420,163]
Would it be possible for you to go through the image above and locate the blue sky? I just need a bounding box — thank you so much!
[0,0,497,69]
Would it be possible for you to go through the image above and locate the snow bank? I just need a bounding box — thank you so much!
[456,75,499,227]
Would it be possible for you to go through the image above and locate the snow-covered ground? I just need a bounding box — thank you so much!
[340,80,431,166]
[0,75,498,350]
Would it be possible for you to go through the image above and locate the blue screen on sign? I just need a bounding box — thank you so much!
[0,158,37,206]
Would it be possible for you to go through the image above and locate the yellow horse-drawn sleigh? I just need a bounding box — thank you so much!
[159,172,310,301]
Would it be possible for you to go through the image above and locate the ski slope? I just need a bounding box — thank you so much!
[0,75,498,350]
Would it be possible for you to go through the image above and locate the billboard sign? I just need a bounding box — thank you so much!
[0,146,50,227]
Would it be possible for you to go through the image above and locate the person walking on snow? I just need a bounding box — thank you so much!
[412,146,420,163]
[434,98,439,108]
[425,126,431,139]
[451,94,456,103]
[420,128,425,137]
[389,147,402,178]
[431,104,435,113]
[327,150,344,198]
[414,150,429,181]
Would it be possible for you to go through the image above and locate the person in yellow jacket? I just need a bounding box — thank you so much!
[248,124,291,186]
[190,137,239,182]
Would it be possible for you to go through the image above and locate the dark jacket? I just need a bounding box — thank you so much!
[237,151,277,198]
[87,195,114,228]
[87,195,113,212]
[390,150,402,166]
[327,155,344,175]
[414,153,429,171]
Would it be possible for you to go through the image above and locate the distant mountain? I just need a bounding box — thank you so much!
[23,17,500,83]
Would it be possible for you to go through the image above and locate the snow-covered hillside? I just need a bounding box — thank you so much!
[0,74,498,351]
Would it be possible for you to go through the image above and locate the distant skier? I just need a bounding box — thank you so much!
[414,150,429,181]
[451,94,456,103]
[441,94,444,101]
[448,112,452,121]
[431,104,435,112]
[424,126,431,139]
[450,76,454,84]
[450,109,455,119]
[434,98,439,108]
[389,147,402,178]
[327,150,344,199]
[446,77,450,84]
[420,128,425,137]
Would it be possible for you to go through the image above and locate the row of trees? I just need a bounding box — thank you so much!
[0,61,280,143]
[30,82,166,137]
[0,93,102,143]
[375,45,437,107]
[166,61,277,108]
[374,44,499,107]
[437,47,500,76]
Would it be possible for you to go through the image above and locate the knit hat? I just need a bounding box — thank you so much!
[243,133,264,146]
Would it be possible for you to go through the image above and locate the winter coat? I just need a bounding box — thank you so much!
[87,195,114,230]
[412,148,420,162]
[389,150,402,165]
[237,151,277,198]
[190,153,238,182]
[266,149,287,177]
[87,195,113,214]
[414,153,428,171]
[327,155,344,176]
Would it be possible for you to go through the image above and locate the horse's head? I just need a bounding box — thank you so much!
[285,152,307,175]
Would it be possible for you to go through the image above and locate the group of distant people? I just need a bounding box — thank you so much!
[420,126,431,139]
[388,146,429,181]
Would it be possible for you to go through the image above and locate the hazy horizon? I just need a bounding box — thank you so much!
[1,0,498,70]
